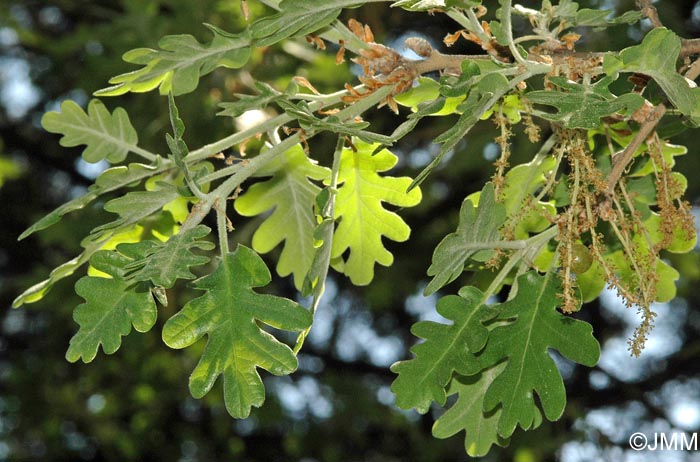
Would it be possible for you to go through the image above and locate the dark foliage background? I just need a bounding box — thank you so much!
[1,1,700,461]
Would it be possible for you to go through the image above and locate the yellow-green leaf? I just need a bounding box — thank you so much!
[235,144,330,289]
[331,140,422,285]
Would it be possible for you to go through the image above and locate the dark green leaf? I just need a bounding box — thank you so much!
[217,82,283,118]
[391,0,479,12]
[90,183,182,238]
[251,0,379,47]
[162,245,312,418]
[390,286,499,413]
[603,28,700,118]
[480,272,600,437]
[574,8,642,26]
[526,76,644,129]
[19,162,161,241]
[276,99,394,144]
[432,363,510,457]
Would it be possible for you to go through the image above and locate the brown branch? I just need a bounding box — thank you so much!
[681,38,700,58]
[411,50,491,75]
[605,104,666,194]
[635,0,700,58]
[636,0,664,28]
[685,57,700,81]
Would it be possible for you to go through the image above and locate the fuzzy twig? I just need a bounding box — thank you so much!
[636,0,664,28]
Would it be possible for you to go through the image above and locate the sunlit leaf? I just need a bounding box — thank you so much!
[331,140,422,285]
[498,155,557,239]
[412,72,510,190]
[394,77,465,116]
[96,25,251,96]
[235,144,330,289]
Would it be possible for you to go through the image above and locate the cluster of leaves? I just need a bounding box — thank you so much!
[14,0,700,457]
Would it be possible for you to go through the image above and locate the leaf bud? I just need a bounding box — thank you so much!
[405,37,433,58]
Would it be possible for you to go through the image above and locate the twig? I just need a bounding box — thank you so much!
[215,199,230,256]
[411,50,491,75]
[681,39,700,58]
[605,104,666,194]
[636,0,664,28]
[685,57,700,80]
[501,0,527,65]
[636,0,700,59]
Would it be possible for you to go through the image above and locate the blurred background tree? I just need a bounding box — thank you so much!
[1,1,699,461]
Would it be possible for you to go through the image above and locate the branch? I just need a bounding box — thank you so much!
[685,57,700,81]
[636,0,664,28]
[411,49,490,75]
[605,103,666,194]
[681,38,700,58]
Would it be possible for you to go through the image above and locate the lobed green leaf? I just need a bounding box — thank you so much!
[603,28,700,120]
[390,286,498,413]
[412,72,510,190]
[217,82,283,118]
[432,363,510,457]
[96,24,251,96]
[121,225,214,289]
[19,162,162,241]
[235,144,330,289]
[331,140,422,285]
[425,183,506,295]
[65,249,157,363]
[251,0,382,47]
[479,272,600,437]
[526,76,644,129]
[162,245,312,418]
[90,182,182,240]
[42,99,138,163]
